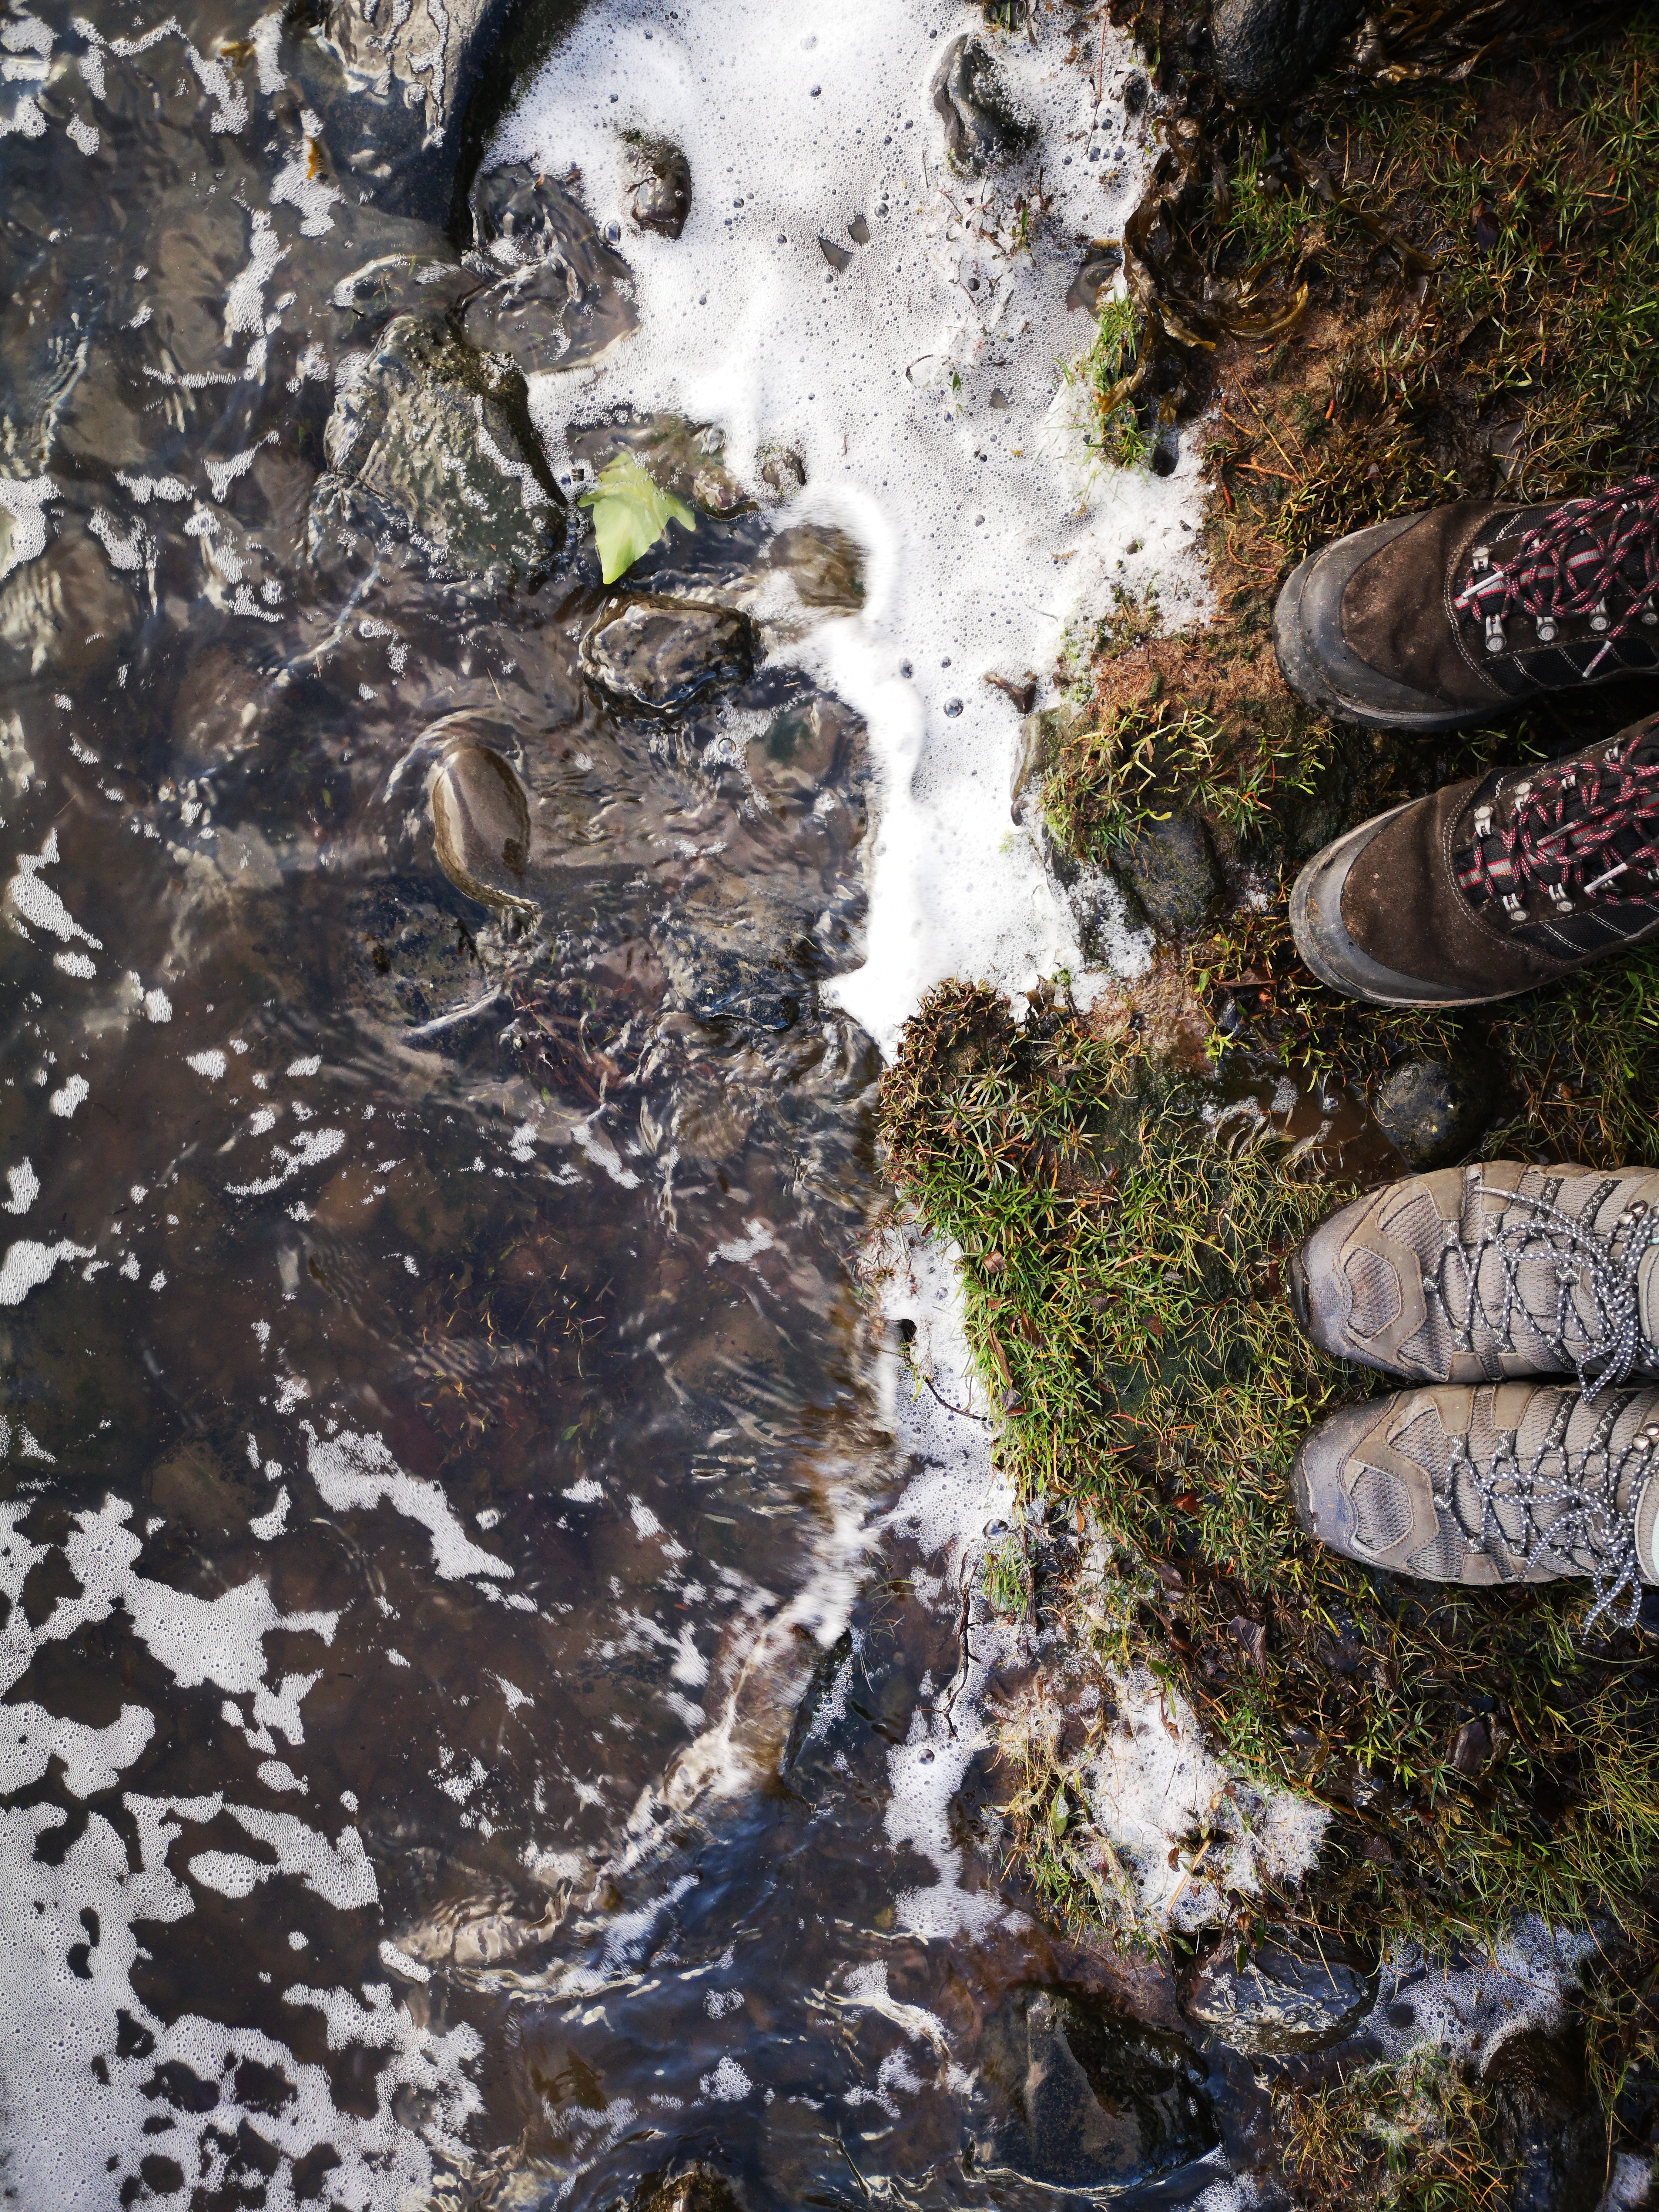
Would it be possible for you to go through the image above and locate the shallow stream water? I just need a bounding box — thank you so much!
[0,0,1309,2203]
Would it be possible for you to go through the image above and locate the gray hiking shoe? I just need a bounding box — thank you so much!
[1291,1382,1659,1628]
[1289,1161,1659,1390]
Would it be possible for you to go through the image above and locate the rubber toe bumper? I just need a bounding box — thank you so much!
[1274,514,1501,733]
[1289,1399,1390,1557]
[1289,803,1518,1008]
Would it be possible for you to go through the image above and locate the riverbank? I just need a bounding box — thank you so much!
[880,7,1659,2201]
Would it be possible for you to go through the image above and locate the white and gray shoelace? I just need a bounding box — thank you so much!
[1422,1171,1659,1398]
[1450,1392,1655,1631]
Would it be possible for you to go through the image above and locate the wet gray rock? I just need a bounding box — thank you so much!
[464,166,639,373]
[977,1984,1216,2190]
[932,35,1036,174]
[625,138,693,239]
[764,523,864,613]
[656,922,802,1032]
[1121,815,1218,936]
[311,313,564,589]
[1010,703,1075,824]
[430,740,536,916]
[1067,245,1124,314]
[1485,2029,1607,2212]
[1181,1937,1376,2055]
[1371,1053,1494,1169]
[1212,0,1363,108]
[581,599,757,713]
[299,0,527,223]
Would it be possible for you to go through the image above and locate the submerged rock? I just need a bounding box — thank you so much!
[429,740,536,915]
[298,0,521,223]
[1371,1053,1494,1169]
[1484,2028,1607,2212]
[764,522,864,612]
[312,313,564,589]
[626,2168,744,2212]
[581,598,757,712]
[1120,814,1218,937]
[932,35,1036,174]
[464,166,639,373]
[625,137,694,239]
[656,921,802,1032]
[976,1984,1216,2190]
[759,447,807,499]
[1181,1936,1376,2054]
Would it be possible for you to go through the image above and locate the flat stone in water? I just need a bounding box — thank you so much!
[429,740,537,915]
[931,35,1036,175]
[313,313,564,588]
[764,522,865,612]
[1181,1938,1377,2055]
[581,598,758,712]
[976,1984,1216,2190]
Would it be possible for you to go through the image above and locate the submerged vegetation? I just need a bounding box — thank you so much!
[880,1,1659,2197]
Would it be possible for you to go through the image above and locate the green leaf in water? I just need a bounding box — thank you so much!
[578,453,696,584]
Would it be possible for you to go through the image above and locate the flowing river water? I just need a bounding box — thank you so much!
[0,0,1364,2203]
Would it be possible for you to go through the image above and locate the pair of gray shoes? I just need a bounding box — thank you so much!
[1289,1159,1659,1629]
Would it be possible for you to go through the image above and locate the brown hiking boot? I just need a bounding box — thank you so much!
[1288,1160,1659,1390]
[1290,717,1659,1005]
[1274,476,1659,730]
[1291,1382,1659,1628]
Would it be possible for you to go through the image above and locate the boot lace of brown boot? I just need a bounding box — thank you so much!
[1453,476,1659,679]
[1452,725,1659,925]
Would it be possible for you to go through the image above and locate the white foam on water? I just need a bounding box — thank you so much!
[494,0,1202,1058]
[303,1422,513,1581]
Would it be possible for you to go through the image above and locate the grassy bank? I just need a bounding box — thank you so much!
[877,2,1659,2194]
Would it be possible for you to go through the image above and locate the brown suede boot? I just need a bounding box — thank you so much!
[1275,476,1659,730]
[1290,716,1659,1006]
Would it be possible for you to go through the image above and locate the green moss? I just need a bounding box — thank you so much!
[1061,296,1153,471]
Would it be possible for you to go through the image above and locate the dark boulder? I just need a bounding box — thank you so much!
[581,599,757,713]
[1120,814,1219,937]
[975,1983,1216,2190]
[1370,1052,1494,1170]
[625,137,693,239]
[1180,1936,1377,2055]
[311,313,564,589]
[1484,2028,1607,2212]
[1211,0,1363,108]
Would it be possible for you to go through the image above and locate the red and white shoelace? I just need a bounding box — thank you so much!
[1453,475,1659,677]
[1455,731,1659,916]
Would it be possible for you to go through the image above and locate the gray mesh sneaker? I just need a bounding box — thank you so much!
[1291,1382,1659,1628]
[1288,1161,1659,1391]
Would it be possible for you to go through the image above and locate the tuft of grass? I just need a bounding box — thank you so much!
[1274,2050,1506,2212]
[1061,296,1154,471]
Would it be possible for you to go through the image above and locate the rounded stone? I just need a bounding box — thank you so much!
[580,598,757,713]
[1371,1054,1495,1170]
[1181,1937,1377,2054]
[428,740,536,915]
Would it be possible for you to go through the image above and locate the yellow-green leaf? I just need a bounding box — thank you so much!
[578,454,696,584]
